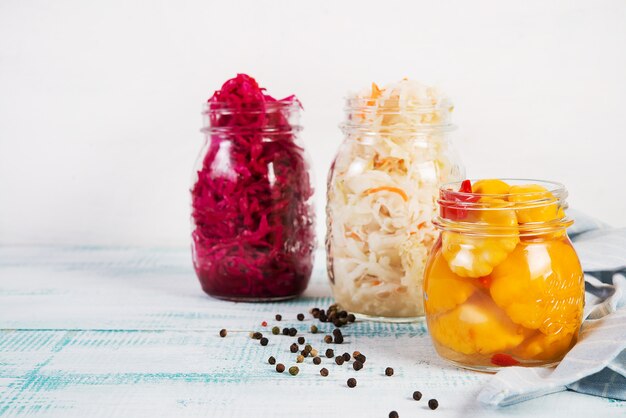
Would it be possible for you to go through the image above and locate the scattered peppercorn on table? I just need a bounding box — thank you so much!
[0,247,623,417]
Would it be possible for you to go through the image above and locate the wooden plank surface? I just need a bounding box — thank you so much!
[0,246,624,417]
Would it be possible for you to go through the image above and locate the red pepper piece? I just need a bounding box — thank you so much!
[491,353,520,367]
[459,179,472,193]
[441,180,480,221]
[261,321,267,327]
[477,276,493,289]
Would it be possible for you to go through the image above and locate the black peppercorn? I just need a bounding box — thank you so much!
[260,337,268,346]
[353,361,363,371]
[275,314,282,321]
[412,391,422,401]
[325,348,334,358]
[352,351,361,359]
[276,363,285,373]
[310,325,318,334]
[324,335,333,344]
[282,327,290,336]
[342,352,350,362]
[347,378,357,388]
[319,312,327,322]
[289,328,297,337]
[389,412,399,418]
[271,326,280,335]
[335,356,345,365]
[355,354,366,363]
[297,336,305,345]
[311,308,320,318]
[252,332,262,340]
[428,399,438,410]
[300,350,309,358]
[347,313,356,323]
[219,329,227,338]
[334,334,344,344]
[289,366,299,376]
[313,356,322,365]
[297,313,305,321]
[332,329,342,337]
[385,367,394,376]
[320,367,329,377]
[268,356,276,365]
[338,310,348,319]
[290,343,299,353]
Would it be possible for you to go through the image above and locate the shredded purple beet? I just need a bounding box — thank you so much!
[191,74,315,300]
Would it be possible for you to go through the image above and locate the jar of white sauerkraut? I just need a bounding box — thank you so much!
[325,79,464,321]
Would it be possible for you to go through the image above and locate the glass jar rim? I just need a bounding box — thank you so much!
[201,126,303,135]
[339,123,457,135]
[201,100,302,135]
[202,100,302,116]
[343,96,454,112]
[434,178,573,236]
[440,178,567,199]
[342,96,455,133]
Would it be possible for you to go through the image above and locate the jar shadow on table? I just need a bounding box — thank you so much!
[353,319,502,379]
[332,323,427,365]
[194,293,335,309]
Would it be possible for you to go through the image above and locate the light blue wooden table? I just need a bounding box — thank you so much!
[0,246,624,417]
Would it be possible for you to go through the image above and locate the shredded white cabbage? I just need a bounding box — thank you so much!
[326,79,463,318]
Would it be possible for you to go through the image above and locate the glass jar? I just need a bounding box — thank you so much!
[424,179,584,371]
[326,80,464,321]
[190,101,316,301]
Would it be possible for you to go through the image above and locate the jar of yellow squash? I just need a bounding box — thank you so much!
[423,179,584,371]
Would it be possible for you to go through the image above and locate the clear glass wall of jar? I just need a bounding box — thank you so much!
[424,179,584,371]
[326,81,464,321]
[191,101,316,301]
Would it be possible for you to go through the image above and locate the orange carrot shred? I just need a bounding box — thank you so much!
[371,82,381,98]
[366,82,382,106]
[347,232,362,241]
[364,186,409,202]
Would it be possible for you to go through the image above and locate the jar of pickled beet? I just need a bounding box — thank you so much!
[423,179,584,371]
[191,74,316,301]
[326,79,464,321]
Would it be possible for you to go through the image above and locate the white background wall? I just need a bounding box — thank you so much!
[1,0,625,247]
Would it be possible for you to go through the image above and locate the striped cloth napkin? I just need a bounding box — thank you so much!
[477,210,626,407]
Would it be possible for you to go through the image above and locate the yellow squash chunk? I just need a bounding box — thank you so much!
[472,179,511,195]
[442,233,519,278]
[509,184,565,224]
[442,197,519,278]
[429,294,529,355]
[513,331,576,361]
[424,251,476,315]
[489,240,584,336]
